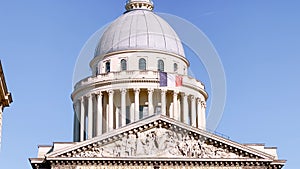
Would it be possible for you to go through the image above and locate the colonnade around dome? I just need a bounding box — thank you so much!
[73,81,207,142]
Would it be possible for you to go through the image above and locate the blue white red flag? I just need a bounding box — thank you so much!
[159,72,182,87]
[159,72,168,87]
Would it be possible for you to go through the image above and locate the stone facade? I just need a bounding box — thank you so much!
[30,116,285,169]
[71,0,208,142]
[29,0,285,169]
[0,61,12,148]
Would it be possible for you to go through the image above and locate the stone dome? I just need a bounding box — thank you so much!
[94,7,185,58]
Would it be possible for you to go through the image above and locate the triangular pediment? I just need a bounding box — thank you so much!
[46,115,275,160]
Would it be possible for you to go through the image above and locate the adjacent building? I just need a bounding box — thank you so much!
[0,60,12,148]
[29,0,286,168]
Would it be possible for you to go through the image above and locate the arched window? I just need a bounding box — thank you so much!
[174,63,178,72]
[121,59,127,71]
[139,58,146,70]
[105,61,110,73]
[157,59,164,72]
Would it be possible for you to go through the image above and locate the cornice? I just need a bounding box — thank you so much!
[71,72,208,100]
[90,49,190,68]
[46,115,274,160]
[32,157,285,169]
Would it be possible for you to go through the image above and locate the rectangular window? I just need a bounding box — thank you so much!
[126,106,130,124]
[139,105,149,119]
[155,106,161,115]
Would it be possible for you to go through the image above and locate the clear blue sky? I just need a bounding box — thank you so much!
[0,0,299,168]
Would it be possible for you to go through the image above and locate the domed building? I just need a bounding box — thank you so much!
[72,0,207,142]
[29,1,285,168]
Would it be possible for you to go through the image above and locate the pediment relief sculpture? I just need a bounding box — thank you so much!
[71,128,241,159]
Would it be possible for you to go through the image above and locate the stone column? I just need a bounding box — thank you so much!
[161,89,167,116]
[182,93,189,124]
[80,97,85,141]
[148,88,154,116]
[200,101,207,130]
[120,89,127,127]
[108,90,114,131]
[172,91,178,120]
[73,100,80,142]
[134,88,140,121]
[96,92,103,136]
[191,96,196,127]
[197,98,202,129]
[87,94,93,139]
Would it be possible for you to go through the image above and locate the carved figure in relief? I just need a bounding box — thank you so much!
[113,141,122,157]
[136,132,147,155]
[155,127,169,150]
[165,131,178,155]
[125,134,136,156]
[147,132,157,155]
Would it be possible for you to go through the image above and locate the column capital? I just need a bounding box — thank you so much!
[201,101,207,108]
[148,88,154,93]
[197,98,202,104]
[107,89,114,95]
[173,90,179,95]
[190,95,195,100]
[120,88,127,94]
[87,93,93,98]
[96,91,103,96]
[76,98,81,103]
[181,92,188,97]
[161,89,167,94]
[134,88,140,93]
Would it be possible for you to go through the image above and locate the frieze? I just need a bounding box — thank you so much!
[52,165,247,169]
[71,128,241,159]
[52,165,76,169]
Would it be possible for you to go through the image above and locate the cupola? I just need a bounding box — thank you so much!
[125,0,154,11]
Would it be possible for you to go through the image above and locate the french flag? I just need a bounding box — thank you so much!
[159,72,182,87]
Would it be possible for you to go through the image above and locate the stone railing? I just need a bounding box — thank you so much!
[74,70,205,91]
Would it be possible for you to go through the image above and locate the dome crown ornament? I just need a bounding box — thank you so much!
[125,0,154,11]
